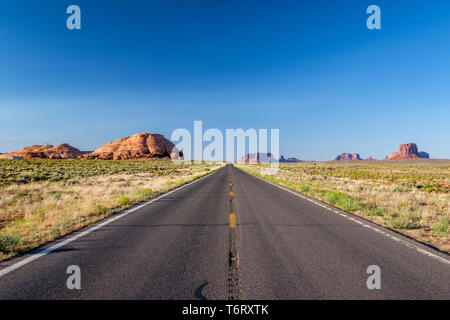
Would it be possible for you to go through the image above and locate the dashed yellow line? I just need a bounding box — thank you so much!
[229,213,236,229]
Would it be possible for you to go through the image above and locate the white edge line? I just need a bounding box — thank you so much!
[0,168,222,278]
[243,169,450,267]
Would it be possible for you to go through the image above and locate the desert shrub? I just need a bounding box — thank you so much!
[325,191,361,212]
[118,197,131,206]
[50,224,65,238]
[388,216,414,229]
[49,191,63,200]
[299,185,310,193]
[32,194,44,202]
[94,204,109,215]
[13,216,26,224]
[433,219,449,237]
[0,234,21,253]
[407,211,422,222]
[14,191,27,198]
[0,159,188,186]
[35,208,47,220]
[134,188,153,200]
[364,206,387,217]
[393,187,410,193]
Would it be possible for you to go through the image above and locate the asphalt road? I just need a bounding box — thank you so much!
[0,164,449,299]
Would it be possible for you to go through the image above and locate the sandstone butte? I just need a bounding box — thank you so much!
[79,132,179,160]
[0,143,83,159]
[385,143,430,160]
[334,153,363,161]
[240,153,303,163]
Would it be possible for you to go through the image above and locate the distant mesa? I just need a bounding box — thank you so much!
[240,153,303,163]
[80,132,180,160]
[240,153,275,163]
[334,153,363,161]
[333,153,379,161]
[0,138,432,162]
[280,155,304,163]
[0,143,83,159]
[385,143,430,160]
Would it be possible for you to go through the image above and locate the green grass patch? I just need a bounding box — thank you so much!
[134,188,153,200]
[324,191,361,212]
[0,233,21,254]
[388,216,414,229]
[117,197,131,206]
[433,218,449,237]
[363,206,387,217]
[94,204,109,215]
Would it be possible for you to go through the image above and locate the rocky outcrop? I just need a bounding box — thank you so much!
[80,133,179,160]
[0,144,83,159]
[240,153,303,163]
[47,144,85,159]
[365,156,377,161]
[280,155,304,163]
[240,153,276,163]
[385,143,430,160]
[334,153,363,161]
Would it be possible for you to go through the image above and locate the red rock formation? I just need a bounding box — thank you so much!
[80,133,178,160]
[240,153,303,163]
[0,144,83,159]
[334,153,363,161]
[285,157,304,163]
[385,143,429,160]
[46,144,85,159]
[242,154,250,162]
[240,153,272,163]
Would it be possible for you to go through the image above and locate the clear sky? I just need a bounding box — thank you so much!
[1,0,449,160]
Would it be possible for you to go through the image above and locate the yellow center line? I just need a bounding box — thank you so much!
[229,213,236,229]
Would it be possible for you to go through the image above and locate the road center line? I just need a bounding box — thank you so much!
[229,213,236,229]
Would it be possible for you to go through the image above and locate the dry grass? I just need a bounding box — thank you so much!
[0,160,223,261]
[237,160,450,253]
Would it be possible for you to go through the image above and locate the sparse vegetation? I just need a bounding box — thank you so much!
[117,197,131,206]
[237,160,450,253]
[0,159,192,187]
[0,159,223,261]
[433,218,449,237]
[134,188,154,200]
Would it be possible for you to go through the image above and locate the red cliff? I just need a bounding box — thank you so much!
[385,143,429,160]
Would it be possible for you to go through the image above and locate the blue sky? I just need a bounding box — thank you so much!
[1,0,449,160]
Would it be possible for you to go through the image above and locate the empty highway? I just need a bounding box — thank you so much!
[0,165,449,299]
